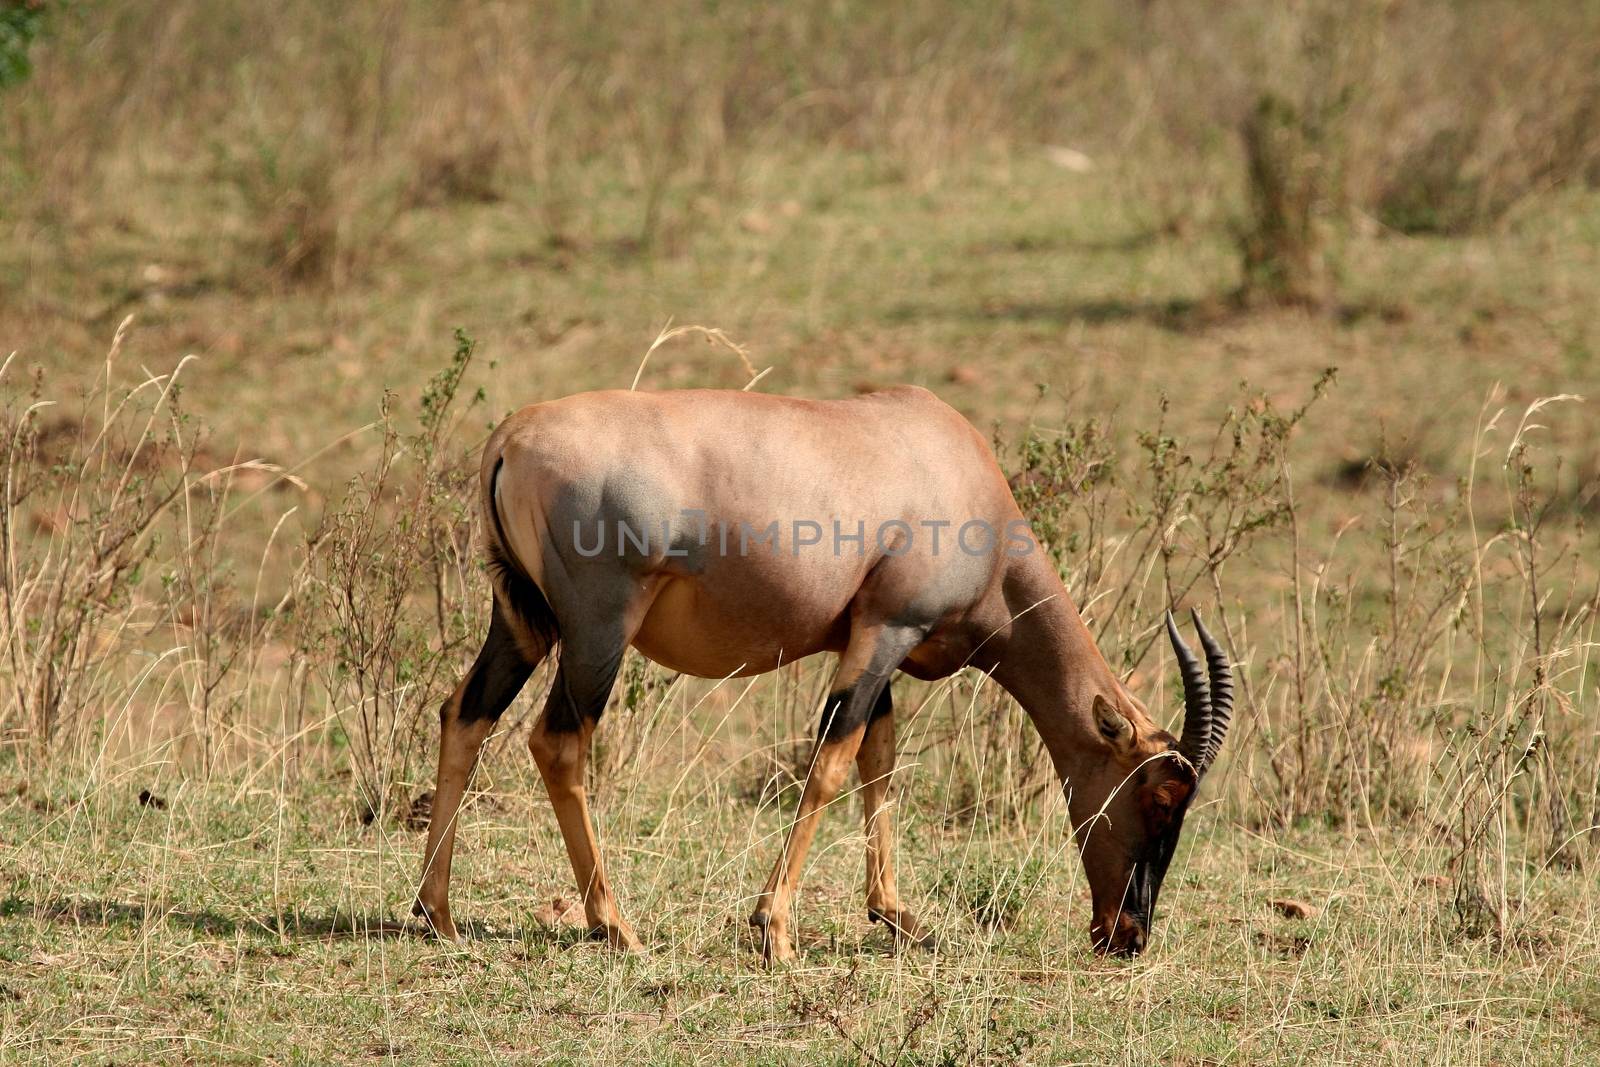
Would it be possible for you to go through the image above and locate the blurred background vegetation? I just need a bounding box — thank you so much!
[6,1,1599,306]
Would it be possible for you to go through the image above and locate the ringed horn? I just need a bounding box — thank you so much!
[1165,609,1235,777]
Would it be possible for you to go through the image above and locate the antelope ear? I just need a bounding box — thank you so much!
[1092,693,1136,753]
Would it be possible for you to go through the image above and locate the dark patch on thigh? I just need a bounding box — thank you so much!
[818,678,891,742]
[458,608,536,724]
[542,643,627,734]
[542,671,586,734]
[866,684,893,723]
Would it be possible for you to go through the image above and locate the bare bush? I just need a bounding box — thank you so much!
[292,330,487,822]
[0,320,314,767]
[1238,91,1336,308]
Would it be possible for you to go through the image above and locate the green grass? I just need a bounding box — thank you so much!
[4,756,1597,1064]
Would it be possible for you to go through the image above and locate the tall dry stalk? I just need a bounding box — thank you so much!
[0,320,199,752]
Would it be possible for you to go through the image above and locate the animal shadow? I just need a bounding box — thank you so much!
[1,895,521,944]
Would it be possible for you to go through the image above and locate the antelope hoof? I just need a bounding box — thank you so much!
[869,906,936,952]
[591,920,646,954]
[749,911,795,965]
[413,899,463,942]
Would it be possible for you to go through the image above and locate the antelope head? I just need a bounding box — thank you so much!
[1067,610,1234,957]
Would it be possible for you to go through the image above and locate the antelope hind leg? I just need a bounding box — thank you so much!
[528,638,643,952]
[415,606,539,940]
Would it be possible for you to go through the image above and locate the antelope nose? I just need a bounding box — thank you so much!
[1091,913,1147,957]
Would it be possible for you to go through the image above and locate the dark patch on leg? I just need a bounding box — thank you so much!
[543,670,587,735]
[866,684,893,723]
[819,680,890,742]
[817,685,859,741]
[457,608,536,724]
[543,644,627,734]
[818,623,923,741]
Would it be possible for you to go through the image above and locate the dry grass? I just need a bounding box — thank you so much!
[3,761,1597,1063]
[2,1,1600,1063]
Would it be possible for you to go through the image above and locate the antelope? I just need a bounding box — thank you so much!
[413,385,1234,960]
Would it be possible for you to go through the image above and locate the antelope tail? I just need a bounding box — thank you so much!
[484,453,560,653]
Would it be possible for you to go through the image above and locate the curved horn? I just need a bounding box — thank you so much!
[1190,609,1234,771]
[1166,611,1211,769]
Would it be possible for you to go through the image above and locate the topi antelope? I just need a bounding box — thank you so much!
[414,385,1234,960]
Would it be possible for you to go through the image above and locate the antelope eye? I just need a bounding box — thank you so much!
[1148,794,1174,823]
[1139,779,1191,833]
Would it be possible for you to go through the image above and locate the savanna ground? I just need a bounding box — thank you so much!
[3,2,1600,1063]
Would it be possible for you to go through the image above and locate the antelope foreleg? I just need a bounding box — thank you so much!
[750,622,923,964]
[857,698,931,950]
[750,721,867,964]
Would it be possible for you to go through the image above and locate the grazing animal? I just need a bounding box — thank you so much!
[413,386,1234,960]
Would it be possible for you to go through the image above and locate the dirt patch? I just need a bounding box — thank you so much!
[1269,898,1317,920]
